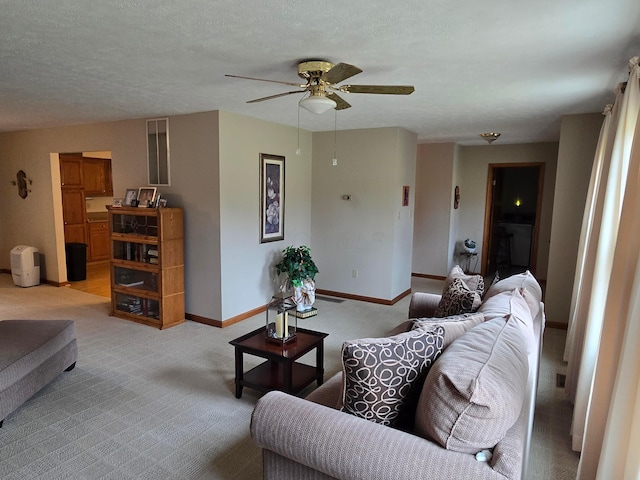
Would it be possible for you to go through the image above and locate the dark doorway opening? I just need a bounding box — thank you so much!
[482,164,544,279]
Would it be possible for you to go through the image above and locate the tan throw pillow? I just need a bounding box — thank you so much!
[341,326,445,427]
[434,278,482,317]
[411,312,485,348]
[415,316,528,454]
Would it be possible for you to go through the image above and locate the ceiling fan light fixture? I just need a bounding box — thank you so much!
[480,132,501,144]
[299,95,337,114]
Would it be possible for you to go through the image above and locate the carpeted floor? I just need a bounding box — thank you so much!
[0,274,578,479]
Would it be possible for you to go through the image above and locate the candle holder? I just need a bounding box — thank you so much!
[265,293,297,345]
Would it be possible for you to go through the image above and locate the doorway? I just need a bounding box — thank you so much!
[482,163,544,279]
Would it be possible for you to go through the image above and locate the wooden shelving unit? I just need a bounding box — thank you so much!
[107,206,185,329]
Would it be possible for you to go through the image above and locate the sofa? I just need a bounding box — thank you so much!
[0,320,78,427]
[251,269,545,480]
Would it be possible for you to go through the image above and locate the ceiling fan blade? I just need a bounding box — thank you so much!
[246,90,303,103]
[340,85,415,95]
[322,62,363,85]
[327,92,352,110]
[225,74,305,88]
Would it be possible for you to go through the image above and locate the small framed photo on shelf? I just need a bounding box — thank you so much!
[123,189,138,207]
[137,187,157,207]
[112,198,123,207]
[158,198,168,208]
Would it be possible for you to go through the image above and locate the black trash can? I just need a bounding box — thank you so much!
[65,242,87,281]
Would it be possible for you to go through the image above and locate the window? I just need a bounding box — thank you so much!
[147,118,170,185]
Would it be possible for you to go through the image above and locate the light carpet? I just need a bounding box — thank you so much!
[0,274,578,479]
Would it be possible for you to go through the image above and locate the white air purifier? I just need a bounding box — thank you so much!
[10,245,41,287]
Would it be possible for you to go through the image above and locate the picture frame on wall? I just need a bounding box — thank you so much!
[137,187,157,207]
[402,185,410,206]
[260,153,285,243]
[123,189,138,206]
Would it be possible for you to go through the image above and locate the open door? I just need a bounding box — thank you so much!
[482,163,544,278]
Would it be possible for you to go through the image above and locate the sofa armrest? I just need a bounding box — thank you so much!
[251,391,503,480]
[408,292,441,319]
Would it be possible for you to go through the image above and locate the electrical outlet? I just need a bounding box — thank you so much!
[352,269,358,279]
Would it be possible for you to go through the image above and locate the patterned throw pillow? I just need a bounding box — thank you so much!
[434,278,482,317]
[341,326,445,427]
[444,265,485,297]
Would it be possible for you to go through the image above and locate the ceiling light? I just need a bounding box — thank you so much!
[299,95,336,114]
[480,132,501,144]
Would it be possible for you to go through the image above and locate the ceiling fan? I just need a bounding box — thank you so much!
[225,60,415,114]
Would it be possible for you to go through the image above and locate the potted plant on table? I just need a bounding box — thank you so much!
[275,245,319,312]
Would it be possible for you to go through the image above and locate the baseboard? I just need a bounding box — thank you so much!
[316,288,412,306]
[0,270,67,287]
[546,321,568,330]
[186,303,267,329]
[412,272,446,281]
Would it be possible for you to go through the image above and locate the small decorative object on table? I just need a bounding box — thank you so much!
[463,238,477,254]
[265,294,297,344]
[275,245,319,315]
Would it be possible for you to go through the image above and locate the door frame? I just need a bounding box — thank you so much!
[481,162,545,276]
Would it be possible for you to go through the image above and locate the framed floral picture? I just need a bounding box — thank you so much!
[260,153,285,243]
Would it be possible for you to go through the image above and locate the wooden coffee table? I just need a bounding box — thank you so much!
[229,327,328,398]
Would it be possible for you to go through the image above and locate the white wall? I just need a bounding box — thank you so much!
[545,113,602,325]
[412,142,558,279]
[412,143,457,277]
[218,111,312,320]
[0,120,148,281]
[311,127,417,301]
[457,143,558,280]
[164,111,221,321]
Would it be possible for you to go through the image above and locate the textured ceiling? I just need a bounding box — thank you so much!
[1,0,639,144]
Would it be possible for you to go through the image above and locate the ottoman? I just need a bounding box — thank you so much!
[0,320,78,427]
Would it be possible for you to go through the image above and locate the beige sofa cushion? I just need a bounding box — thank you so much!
[341,326,444,427]
[479,288,536,356]
[484,270,542,318]
[415,316,528,454]
[411,312,485,348]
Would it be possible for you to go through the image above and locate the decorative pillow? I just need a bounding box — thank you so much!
[414,317,528,454]
[341,326,445,427]
[434,278,482,317]
[444,265,485,297]
[411,312,484,348]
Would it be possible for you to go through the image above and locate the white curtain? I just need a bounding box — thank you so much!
[563,101,616,373]
[562,56,640,478]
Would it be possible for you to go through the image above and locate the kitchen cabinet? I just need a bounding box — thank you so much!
[59,154,84,189]
[108,206,184,329]
[62,189,87,245]
[83,158,113,196]
[88,221,110,261]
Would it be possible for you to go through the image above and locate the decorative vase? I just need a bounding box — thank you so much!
[293,278,316,312]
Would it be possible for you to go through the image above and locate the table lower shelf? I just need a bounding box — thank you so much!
[240,360,320,396]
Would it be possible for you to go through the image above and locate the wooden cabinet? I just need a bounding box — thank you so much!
[60,154,84,189]
[108,206,185,329]
[83,158,113,196]
[88,221,110,261]
[61,189,87,244]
